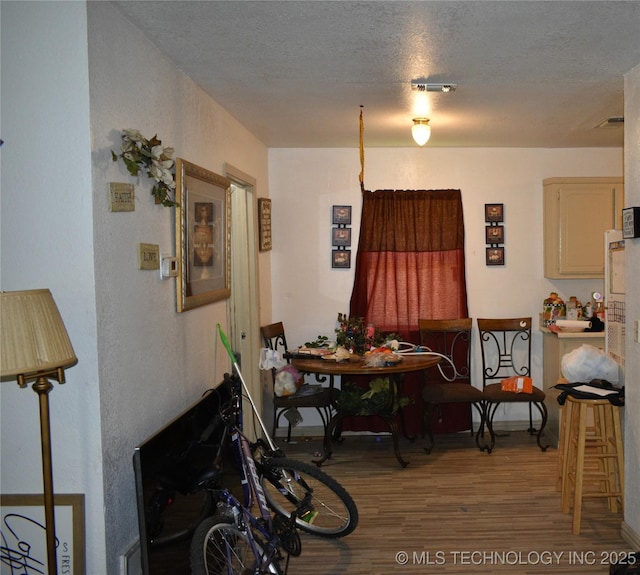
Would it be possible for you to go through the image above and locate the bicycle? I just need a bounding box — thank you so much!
[189,326,358,574]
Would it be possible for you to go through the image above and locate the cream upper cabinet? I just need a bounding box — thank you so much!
[543,177,624,278]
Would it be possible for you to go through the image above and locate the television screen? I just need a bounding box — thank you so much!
[133,381,232,575]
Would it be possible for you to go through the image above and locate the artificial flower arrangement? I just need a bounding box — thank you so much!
[111,129,178,207]
[335,313,400,356]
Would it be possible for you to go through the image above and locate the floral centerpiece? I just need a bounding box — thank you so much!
[335,313,400,355]
[111,129,177,207]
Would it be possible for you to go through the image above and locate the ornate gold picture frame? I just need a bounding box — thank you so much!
[176,159,231,312]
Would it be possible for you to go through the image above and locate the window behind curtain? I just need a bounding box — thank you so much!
[350,189,468,341]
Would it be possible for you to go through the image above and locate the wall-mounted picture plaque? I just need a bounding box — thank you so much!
[332,250,351,269]
[258,198,272,251]
[486,247,505,266]
[485,225,504,245]
[332,205,352,225]
[484,203,504,222]
[332,227,352,247]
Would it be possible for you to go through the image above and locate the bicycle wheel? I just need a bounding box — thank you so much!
[190,514,281,575]
[260,457,358,538]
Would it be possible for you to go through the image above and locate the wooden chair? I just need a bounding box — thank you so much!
[260,322,335,443]
[477,317,548,453]
[419,318,485,453]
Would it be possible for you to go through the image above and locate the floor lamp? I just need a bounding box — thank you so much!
[1,289,78,575]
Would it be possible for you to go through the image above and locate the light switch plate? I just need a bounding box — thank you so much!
[138,243,160,270]
[109,182,135,212]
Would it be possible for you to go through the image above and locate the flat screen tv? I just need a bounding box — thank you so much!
[133,381,232,575]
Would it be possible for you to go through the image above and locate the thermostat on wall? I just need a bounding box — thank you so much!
[622,207,640,239]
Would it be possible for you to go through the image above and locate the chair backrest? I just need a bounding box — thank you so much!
[261,321,289,355]
[418,318,472,383]
[477,317,532,388]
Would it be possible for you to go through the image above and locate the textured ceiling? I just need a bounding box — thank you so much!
[112,1,640,148]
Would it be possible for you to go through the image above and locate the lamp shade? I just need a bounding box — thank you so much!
[0,289,77,381]
[412,118,431,146]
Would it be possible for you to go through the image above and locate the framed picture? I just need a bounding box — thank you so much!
[176,158,231,312]
[257,198,272,251]
[486,247,505,266]
[485,203,504,222]
[332,227,352,247]
[0,493,85,574]
[332,250,351,269]
[485,225,504,244]
[332,205,352,225]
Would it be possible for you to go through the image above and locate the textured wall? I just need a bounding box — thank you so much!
[623,61,640,546]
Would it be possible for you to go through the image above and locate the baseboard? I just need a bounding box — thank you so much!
[621,521,640,549]
[276,419,544,440]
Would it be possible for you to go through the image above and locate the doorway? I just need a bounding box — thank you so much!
[225,165,261,419]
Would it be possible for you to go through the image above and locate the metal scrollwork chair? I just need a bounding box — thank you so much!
[260,322,335,443]
[419,318,485,453]
[477,317,548,453]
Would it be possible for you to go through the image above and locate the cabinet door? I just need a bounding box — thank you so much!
[544,178,624,278]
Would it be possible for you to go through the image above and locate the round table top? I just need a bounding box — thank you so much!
[291,353,440,376]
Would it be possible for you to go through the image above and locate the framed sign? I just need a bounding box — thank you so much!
[484,203,504,222]
[486,247,505,266]
[332,205,352,225]
[176,159,231,312]
[258,198,272,251]
[0,493,85,574]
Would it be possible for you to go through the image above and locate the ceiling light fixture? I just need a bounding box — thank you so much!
[412,118,431,146]
[411,81,458,93]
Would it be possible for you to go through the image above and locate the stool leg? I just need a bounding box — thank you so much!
[611,405,624,515]
[562,399,578,515]
[572,401,588,534]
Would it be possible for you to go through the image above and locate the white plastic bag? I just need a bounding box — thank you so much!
[258,347,286,371]
[560,344,620,383]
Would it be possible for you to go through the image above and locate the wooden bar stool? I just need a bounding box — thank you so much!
[560,394,624,534]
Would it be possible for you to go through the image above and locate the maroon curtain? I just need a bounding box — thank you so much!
[344,189,469,435]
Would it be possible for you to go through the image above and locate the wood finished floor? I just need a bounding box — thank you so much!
[279,431,632,575]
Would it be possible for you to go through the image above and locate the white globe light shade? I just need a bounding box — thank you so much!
[412,119,431,146]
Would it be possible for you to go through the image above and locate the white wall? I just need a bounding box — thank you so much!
[623,62,640,546]
[0,0,107,569]
[269,147,622,423]
[2,2,271,573]
[87,3,270,572]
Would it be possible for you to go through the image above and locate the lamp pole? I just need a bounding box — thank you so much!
[33,375,58,575]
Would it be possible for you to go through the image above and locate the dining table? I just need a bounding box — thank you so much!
[289,353,440,467]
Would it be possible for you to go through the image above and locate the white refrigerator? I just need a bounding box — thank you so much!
[605,229,625,384]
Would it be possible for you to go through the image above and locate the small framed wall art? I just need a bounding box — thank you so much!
[332,250,351,269]
[486,247,505,266]
[332,227,352,247]
[258,198,272,251]
[485,225,504,245]
[332,205,352,225]
[485,203,504,223]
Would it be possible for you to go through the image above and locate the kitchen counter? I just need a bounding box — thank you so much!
[539,326,605,338]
